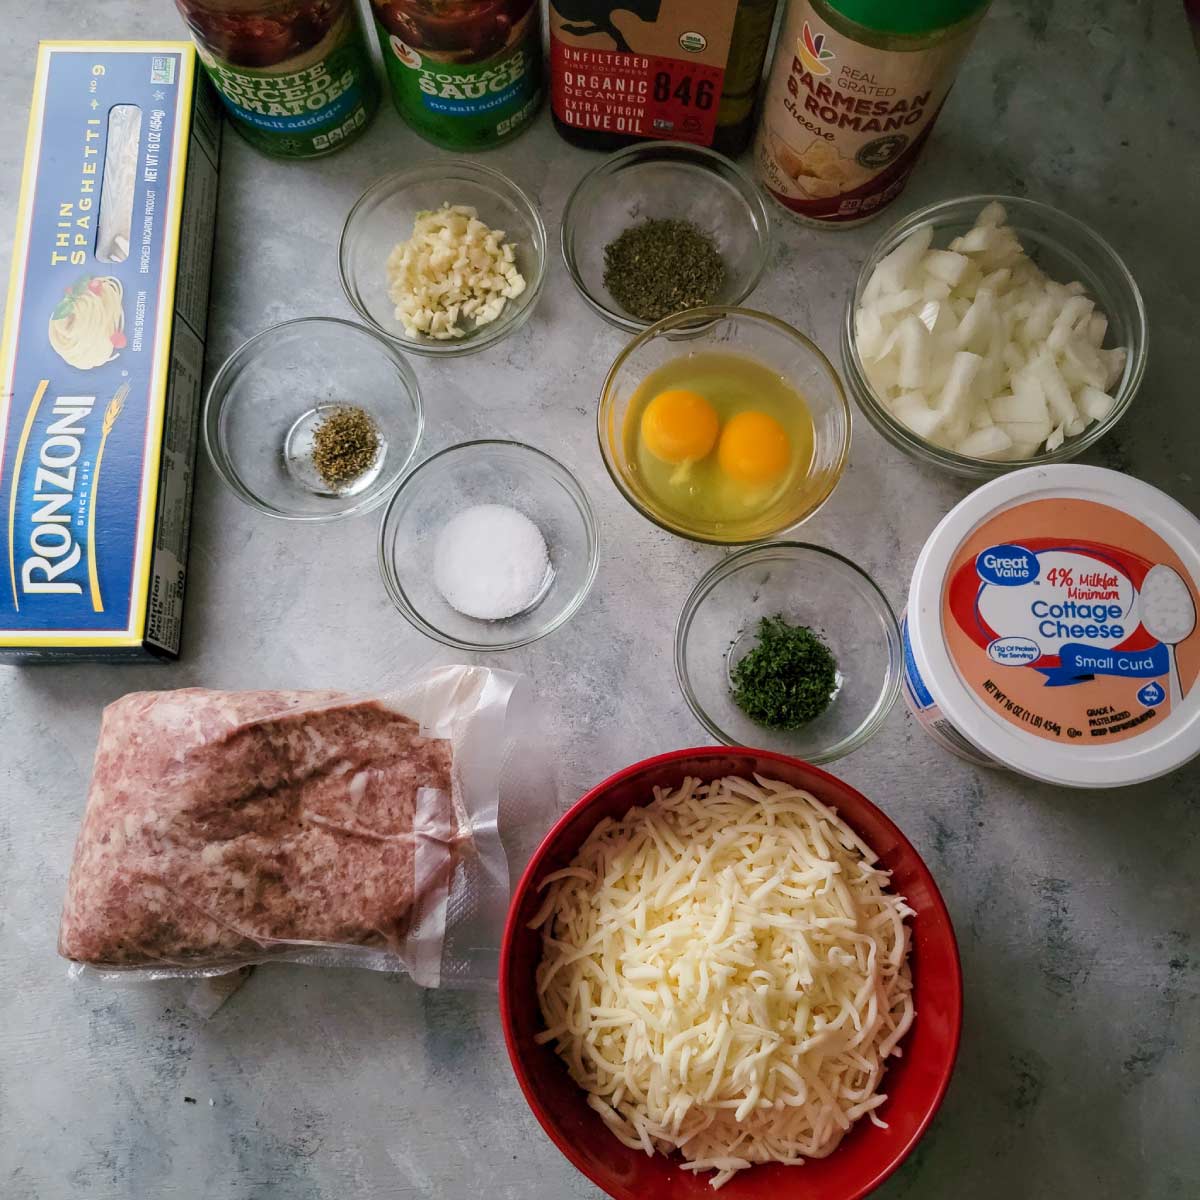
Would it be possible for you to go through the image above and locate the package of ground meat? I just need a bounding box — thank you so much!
[59,666,529,989]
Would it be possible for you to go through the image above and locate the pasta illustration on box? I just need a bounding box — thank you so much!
[48,276,127,370]
[0,42,222,661]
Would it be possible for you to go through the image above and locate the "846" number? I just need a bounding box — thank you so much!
[653,72,715,110]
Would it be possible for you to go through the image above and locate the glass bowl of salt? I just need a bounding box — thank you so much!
[378,440,600,650]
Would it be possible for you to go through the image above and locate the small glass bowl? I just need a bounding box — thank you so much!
[204,317,422,521]
[561,141,771,333]
[599,306,850,544]
[676,543,903,763]
[340,160,547,358]
[378,441,599,651]
[842,194,1148,479]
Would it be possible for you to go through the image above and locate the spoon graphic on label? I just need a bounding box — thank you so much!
[1140,564,1196,708]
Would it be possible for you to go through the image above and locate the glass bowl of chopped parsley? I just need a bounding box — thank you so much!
[561,141,771,333]
[675,543,903,762]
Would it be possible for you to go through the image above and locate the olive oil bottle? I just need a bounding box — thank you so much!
[548,0,778,154]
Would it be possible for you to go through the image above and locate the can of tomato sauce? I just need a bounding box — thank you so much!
[175,0,379,158]
[370,1,542,149]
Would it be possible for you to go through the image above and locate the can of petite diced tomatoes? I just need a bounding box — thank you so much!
[175,0,379,158]
[754,0,990,226]
[903,466,1200,787]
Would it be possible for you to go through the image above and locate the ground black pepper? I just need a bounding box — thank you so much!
[602,219,727,323]
[731,615,839,729]
[310,405,380,490]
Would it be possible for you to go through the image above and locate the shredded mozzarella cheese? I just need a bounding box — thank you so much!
[530,775,915,1190]
[386,203,526,341]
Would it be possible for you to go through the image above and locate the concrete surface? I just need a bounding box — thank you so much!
[1,2,1198,1197]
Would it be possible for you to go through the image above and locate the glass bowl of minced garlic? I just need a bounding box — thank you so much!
[340,160,547,358]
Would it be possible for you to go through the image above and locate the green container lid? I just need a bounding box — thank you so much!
[825,0,990,36]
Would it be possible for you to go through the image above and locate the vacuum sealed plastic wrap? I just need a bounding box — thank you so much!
[60,665,528,989]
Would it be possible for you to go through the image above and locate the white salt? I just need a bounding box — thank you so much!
[434,503,550,621]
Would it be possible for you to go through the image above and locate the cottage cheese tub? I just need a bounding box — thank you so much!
[903,466,1200,786]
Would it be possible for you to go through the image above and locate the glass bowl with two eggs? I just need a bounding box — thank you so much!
[598,306,850,545]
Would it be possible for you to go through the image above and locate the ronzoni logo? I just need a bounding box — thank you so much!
[9,386,96,604]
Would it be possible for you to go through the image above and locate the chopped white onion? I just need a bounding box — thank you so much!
[855,203,1130,460]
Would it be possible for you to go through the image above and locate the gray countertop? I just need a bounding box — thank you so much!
[2,2,1198,1197]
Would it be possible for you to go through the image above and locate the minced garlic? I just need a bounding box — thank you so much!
[386,203,526,341]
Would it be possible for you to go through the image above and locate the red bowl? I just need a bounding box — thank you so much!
[500,747,962,1200]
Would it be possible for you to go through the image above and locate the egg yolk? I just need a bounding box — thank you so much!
[640,389,720,465]
[718,411,791,485]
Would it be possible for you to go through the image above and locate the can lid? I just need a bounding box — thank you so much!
[908,466,1200,788]
[825,0,990,36]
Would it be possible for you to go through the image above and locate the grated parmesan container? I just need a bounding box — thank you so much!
[754,0,990,226]
[903,465,1200,787]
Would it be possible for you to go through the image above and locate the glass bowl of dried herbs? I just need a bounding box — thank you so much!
[204,318,423,521]
[561,141,771,333]
[675,543,903,763]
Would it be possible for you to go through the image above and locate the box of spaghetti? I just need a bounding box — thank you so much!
[0,42,221,662]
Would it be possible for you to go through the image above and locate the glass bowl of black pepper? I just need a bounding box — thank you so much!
[675,543,903,763]
[561,141,772,333]
[204,317,423,521]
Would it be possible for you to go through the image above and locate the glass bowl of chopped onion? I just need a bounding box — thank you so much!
[842,195,1147,478]
[204,318,423,521]
[339,160,548,358]
[378,440,599,651]
[562,141,772,333]
[676,543,903,763]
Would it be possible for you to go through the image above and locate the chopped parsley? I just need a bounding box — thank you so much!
[731,615,838,730]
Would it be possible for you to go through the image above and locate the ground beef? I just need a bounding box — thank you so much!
[59,689,454,968]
